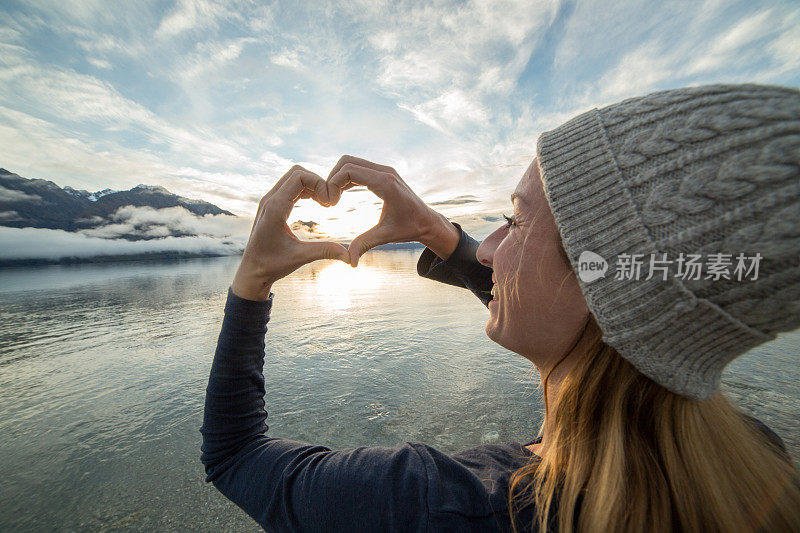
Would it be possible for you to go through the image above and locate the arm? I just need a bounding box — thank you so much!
[200,163,431,531]
[200,289,429,532]
[417,222,494,307]
[200,289,271,478]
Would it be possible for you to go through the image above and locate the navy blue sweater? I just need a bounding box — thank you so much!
[200,226,787,532]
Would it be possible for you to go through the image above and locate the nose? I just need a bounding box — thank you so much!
[476,226,507,268]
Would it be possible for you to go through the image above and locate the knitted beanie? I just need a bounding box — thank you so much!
[536,83,800,401]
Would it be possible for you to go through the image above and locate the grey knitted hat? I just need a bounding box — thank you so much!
[536,83,800,401]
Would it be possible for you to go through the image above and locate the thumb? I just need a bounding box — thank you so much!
[299,241,349,264]
[348,225,388,267]
[326,179,343,206]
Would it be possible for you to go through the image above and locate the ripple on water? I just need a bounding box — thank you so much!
[0,254,798,531]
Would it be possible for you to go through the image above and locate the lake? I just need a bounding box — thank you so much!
[0,251,797,531]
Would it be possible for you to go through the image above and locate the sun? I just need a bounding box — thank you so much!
[290,194,382,241]
[315,260,383,310]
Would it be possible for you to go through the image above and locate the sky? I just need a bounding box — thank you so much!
[1,0,799,242]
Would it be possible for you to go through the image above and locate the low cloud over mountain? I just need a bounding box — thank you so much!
[0,227,246,262]
[0,168,233,232]
[0,168,248,263]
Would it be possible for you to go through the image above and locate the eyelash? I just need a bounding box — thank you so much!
[503,214,517,228]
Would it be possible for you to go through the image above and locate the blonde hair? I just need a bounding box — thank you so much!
[507,313,800,532]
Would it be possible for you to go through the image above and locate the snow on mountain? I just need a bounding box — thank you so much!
[62,186,90,199]
[132,184,170,194]
[87,188,117,201]
[63,186,119,202]
[0,169,235,234]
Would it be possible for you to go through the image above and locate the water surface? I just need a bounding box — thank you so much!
[0,252,797,531]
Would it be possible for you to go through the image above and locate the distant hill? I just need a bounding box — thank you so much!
[0,168,234,236]
[0,168,426,266]
[373,242,424,250]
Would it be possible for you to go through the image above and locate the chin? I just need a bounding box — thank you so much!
[485,316,531,360]
[485,317,511,351]
[484,319,497,343]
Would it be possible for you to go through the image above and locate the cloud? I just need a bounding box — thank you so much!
[0,46,294,213]
[400,90,488,133]
[178,38,255,79]
[429,194,480,206]
[354,0,556,142]
[271,49,304,70]
[1,0,799,246]
[75,215,104,225]
[448,213,504,240]
[0,184,41,202]
[766,11,800,76]
[0,210,20,221]
[0,204,252,259]
[684,9,775,77]
[366,0,553,94]
[292,220,317,231]
[289,219,334,241]
[78,205,249,240]
[156,0,229,37]
[0,226,244,260]
[560,4,800,109]
[87,57,112,69]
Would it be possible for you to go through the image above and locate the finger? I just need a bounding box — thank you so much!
[255,165,315,222]
[266,165,306,200]
[328,163,394,204]
[273,170,329,220]
[291,170,330,205]
[298,241,349,263]
[327,154,397,180]
[325,180,360,206]
[348,225,391,268]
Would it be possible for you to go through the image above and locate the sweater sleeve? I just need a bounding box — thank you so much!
[199,289,430,532]
[417,222,494,307]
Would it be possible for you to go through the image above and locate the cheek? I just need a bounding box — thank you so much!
[494,238,535,318]
[526,245,580,316]
[507,236,564,312]
[492,236,520,285]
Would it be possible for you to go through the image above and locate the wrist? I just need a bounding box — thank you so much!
[231,256,273,301]
[420,212,460,260]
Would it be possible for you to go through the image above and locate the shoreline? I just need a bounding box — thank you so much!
[0,242,425,268]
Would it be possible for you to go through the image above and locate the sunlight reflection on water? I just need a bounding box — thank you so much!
[0,252,797,531]
[313,261,385,310]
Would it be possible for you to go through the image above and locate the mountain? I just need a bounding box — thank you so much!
[0,168,234,235]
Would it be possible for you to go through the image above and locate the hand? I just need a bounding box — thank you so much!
[327,155,461,267]
[231,165,349,301]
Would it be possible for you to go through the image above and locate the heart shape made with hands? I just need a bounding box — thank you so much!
[234,155,450,301]
[283,174,371,256]
[285,155,434,268]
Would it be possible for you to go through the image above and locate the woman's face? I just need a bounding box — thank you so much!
[476,158,589,370]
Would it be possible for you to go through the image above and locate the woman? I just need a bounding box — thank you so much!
[200,84,800,532]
